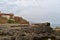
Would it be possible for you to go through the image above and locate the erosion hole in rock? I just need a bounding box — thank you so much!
[33,37,41,40]
[11,37,15,40]
[21,34,26,36]
[46,23,50,26]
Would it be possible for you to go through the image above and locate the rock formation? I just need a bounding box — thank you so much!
[0,22,60,40]
[15,23,60,40]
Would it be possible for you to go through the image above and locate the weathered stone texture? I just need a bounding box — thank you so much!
[0,23,60,40]
[15,23,60,40]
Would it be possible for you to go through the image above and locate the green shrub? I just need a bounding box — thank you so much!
[7,19,15,23]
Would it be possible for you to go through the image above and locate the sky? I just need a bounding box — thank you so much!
[0,0,60,25]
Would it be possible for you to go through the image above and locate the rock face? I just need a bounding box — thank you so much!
[15,23,60,40]
[0,23,60,40]
[0,11,29,24]
[14,16,29,24]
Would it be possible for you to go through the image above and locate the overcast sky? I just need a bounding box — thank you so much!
[0,0,60,24]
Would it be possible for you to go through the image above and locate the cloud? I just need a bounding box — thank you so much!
[0,0,60,24]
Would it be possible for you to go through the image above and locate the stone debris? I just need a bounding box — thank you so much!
[15,23,60,40]
[0,23,60,40]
